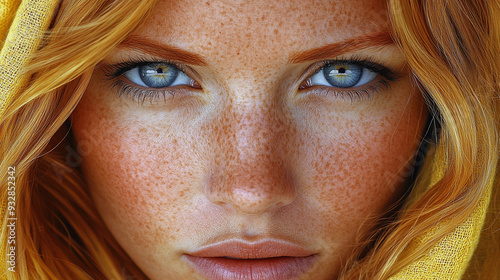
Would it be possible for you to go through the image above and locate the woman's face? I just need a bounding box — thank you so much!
[71,0,428,279]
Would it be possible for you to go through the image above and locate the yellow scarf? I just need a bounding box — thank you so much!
[0,0,494,279]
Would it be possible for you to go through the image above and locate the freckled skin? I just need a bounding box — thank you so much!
[71,0,428,279]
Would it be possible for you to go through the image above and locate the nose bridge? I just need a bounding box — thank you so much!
[234,100,276,161]
[205,96,296,214]
[232,101,285,188]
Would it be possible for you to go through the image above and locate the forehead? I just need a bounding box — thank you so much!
[132,0,390,61]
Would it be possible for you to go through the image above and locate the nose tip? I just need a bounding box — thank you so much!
[205,165,296,214]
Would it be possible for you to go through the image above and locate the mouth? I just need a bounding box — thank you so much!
[183,239,318,280]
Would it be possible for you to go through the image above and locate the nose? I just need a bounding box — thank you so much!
[205,100,296,214]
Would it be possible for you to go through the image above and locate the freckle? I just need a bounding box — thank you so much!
[148,190,155,199]
[308,22,315,32]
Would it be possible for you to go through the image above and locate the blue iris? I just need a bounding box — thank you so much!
[139,63,179,88]
[323,64,363,88]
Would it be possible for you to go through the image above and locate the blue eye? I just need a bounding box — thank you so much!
[124,62,194,88]
[307,62,378,88]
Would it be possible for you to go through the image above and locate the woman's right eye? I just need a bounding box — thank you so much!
[124,62,197,88]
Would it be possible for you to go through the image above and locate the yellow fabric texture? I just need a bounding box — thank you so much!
[0,0,22,48]
[0,0,58,117]
[389,146,493,280]
[0,0,494,279]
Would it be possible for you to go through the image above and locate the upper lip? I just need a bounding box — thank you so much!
[185,239,316,259]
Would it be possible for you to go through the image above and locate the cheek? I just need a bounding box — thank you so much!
[292,83,427,243]
[70,89,205,259]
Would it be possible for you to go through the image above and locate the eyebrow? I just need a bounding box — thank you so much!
[118,36,208,66]
[119,32,393,66]
[288,32,394,63]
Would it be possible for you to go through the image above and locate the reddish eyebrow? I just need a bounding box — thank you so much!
[119,36,208,66]
[288,32,394,63]
[120,33,393,66]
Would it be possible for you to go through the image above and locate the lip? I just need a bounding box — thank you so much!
[183,239,318,280]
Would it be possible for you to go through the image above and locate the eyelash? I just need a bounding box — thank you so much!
[104,58,186,77]
[102,56,399,104]
[103,58,195,105]
[299,56,399,102]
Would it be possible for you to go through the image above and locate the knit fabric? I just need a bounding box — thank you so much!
[388,146,493,280]
[0,0,494,279]
[0,0,58,117]
[0,0,22,47]
[390,198,489,279]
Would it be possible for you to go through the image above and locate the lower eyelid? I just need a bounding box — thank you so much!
[111,80,196,105]
[301,79,391,102]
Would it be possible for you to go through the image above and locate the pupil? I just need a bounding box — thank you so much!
[156,68,164,74]
[338,68,346,74]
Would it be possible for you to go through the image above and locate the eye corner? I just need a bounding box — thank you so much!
[298,77,312,90]
[190,79,202,89]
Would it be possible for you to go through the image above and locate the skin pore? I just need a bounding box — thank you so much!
[70,0,429,279]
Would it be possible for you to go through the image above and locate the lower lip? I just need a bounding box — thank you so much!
[183,254,317,280]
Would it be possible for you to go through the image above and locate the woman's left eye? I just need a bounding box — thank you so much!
[124,62,195,88]
[304,63,378,89]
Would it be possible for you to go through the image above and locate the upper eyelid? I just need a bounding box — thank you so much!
[102,59,202,83]
[106,60,183,76]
